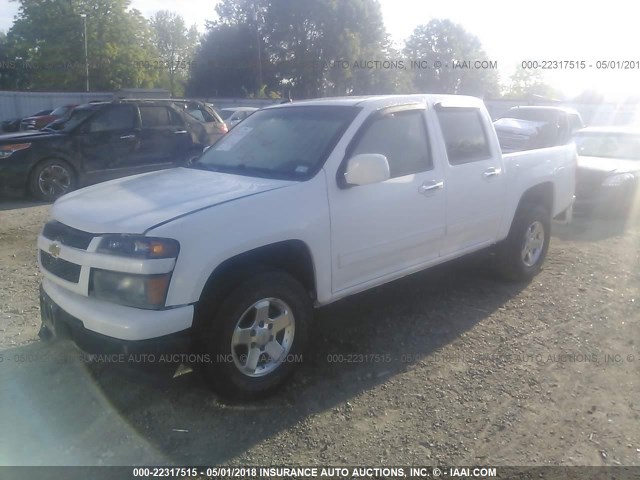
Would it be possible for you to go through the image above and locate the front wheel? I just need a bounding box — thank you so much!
[200,271,311,400]
[497,203,551,281]
[29,159,76,201]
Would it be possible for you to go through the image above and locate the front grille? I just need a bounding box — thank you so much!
[40,250,81,283]
[576,168,607,201]
[42,221,95,250]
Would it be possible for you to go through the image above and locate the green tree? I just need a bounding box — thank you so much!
[0,31,14,89]
[7,0,160,91]
[504,67,561,100]
[403,19,499,97]
[188,0,396,98]
[150,11,199,97]
[188,23,258,97]
[0,27,36,90]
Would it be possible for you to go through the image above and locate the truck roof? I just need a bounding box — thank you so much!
[264,94,485,110]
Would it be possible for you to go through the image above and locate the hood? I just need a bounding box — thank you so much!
[0,130,64,142]
[577,155,640,175]
[51,167,296,234]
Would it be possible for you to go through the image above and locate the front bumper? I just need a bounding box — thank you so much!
[41,278,194,341]
[40,284,192,354]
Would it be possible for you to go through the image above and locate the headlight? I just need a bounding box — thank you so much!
[0,143,32,159]
[92,235,179,309]
[602,173,635,187]
[97,235,179,259]
[90,269,172,310]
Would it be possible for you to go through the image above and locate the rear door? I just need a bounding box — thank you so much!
[136,105,193,166]
[329,106,446,293]
[435,105,506,256]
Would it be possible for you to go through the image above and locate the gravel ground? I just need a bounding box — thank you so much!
[0,200,638,466]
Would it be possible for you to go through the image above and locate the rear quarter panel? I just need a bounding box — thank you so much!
[498,143,577,239]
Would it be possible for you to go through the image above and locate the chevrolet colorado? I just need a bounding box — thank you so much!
[37,95,576,398]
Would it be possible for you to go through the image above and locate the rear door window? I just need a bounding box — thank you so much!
[140,106,173,128]
[87,105,136,132]
[436,108,491,164]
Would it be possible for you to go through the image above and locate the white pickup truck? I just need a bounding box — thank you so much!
[37,95,576,398]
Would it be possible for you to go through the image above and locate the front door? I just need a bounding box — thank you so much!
[329,107,447,293]
[74,104,139,180]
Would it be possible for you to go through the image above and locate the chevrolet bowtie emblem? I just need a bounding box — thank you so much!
[48,243,61,258]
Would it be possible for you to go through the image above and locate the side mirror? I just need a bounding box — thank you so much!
[344,153,390,186]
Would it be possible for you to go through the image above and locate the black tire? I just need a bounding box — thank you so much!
[29,159,76,201]
[199,271,311,400]
[497,203,551,281]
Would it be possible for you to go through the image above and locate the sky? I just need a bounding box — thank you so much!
[2,0,640,99]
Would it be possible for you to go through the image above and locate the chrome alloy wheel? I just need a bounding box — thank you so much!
[231,297,295,377]
[38,164,71,197]
[521,220,545,267]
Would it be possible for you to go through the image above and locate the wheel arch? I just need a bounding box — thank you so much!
[513,181,554,223]
[27,155,79,189]
[193,239,317,332]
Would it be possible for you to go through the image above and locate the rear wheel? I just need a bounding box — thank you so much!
[29,159,76,201]
[199,271,311,400]
[497,203,551,281]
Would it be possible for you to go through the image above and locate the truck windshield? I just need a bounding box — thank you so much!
[574,132,640,160]
[193,105,359,180]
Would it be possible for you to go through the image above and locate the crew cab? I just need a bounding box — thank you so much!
[0,99,226,201]
[36,95,576,399]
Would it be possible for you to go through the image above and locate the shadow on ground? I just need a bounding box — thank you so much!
[0,255,527,466]
[0,198,48,211]
[552,211,639,242]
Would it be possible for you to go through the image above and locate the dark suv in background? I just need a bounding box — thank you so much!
[0,99,228,201]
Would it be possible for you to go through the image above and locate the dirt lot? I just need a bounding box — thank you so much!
[0,200,638,466]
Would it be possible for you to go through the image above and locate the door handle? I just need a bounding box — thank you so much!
[174,130,188,134]
[482,167,502,179]
[419,180,444,195]
[119,134,136,140]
